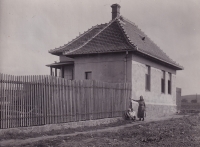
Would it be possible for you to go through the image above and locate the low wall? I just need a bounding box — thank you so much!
[146,103,177,118]
[0,117,122,135]
[131,102,177,118]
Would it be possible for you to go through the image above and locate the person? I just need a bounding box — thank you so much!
[124,108,136,121]
[132,96,146,121]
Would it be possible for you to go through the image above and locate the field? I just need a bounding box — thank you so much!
[0,113,200,147]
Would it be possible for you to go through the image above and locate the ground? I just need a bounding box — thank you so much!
[0,113,200,147]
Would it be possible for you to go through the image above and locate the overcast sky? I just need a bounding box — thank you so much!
[0,0,200,95]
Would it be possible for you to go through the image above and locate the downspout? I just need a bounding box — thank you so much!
[124,51,128,82]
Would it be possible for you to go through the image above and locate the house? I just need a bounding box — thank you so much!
[47,4,183,117]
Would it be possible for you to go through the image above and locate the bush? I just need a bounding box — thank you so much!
[191,99,197,103]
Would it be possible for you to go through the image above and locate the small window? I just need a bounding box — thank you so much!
[168,72,172,94]
[161,70,165,93]
[145,65,151,91]
[85,71,92,80]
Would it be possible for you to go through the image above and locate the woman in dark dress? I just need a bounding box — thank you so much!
[132,96,146,121]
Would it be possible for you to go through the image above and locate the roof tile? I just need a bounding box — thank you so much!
[49,16,183,69]
[49,23,108,55]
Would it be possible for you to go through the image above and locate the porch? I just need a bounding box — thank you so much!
[46,61,74,80]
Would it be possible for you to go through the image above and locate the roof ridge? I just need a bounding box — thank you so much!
[49,23,107,54]
[121,16,164,51]
[120,16,146,37]
[63,17,119,55]
[115,16,137,50]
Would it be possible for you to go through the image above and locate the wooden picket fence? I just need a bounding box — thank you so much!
[0,73,131,129]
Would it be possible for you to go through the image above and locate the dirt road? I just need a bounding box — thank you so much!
[1,114,198,147]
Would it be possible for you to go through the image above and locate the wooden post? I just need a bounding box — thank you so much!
[55,68,57,77]
[61,66,64,78]
[30,75,33,126]
[66,80,69,122]
[50,67,53,76]
[63,79,67,122]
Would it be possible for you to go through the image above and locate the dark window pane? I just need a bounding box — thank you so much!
[146,74,150,91]
[161,79,165,93]
[145,65,151,91]
[85,72,92,80]
[168,72,171,94]
[161,70,165,93]
[168,80,171,94]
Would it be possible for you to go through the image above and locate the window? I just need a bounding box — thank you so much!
[85,71,92,80]
[145,65,151,91]
[168,72,172,94]
[161,70,165,93]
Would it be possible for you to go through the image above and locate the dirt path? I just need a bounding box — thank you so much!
[0,114,184,147]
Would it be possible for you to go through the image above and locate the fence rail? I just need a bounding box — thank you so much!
[0,73,131,129]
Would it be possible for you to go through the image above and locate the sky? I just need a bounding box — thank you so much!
[0,0,200,95]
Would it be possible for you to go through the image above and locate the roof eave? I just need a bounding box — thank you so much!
[48,51,62,56]
[64,49,135,57]
[46,61,74,68]
[64,49,183,70]
[136,49,184,70]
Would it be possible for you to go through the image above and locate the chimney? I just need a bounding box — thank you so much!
[111,4,121,20]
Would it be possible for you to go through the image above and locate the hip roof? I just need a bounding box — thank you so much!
[49,16,183,70]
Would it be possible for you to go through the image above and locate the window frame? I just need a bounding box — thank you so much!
[168,72,172,94]
[85,71,92,80]
[161,70,165,94]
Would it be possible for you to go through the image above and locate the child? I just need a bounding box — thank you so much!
[124,108,136,121]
